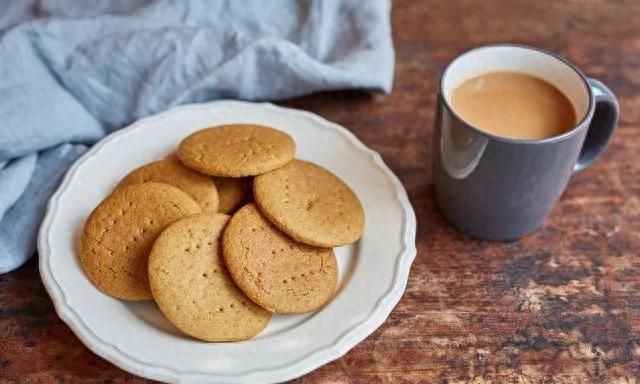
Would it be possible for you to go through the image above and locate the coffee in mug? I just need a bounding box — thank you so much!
[450,71,577,140]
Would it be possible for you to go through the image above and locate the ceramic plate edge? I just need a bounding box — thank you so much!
[38,100,418,383]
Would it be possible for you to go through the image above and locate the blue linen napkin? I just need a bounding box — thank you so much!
[0,0,394,273]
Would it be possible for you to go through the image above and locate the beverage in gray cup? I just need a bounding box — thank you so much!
[434,44,619,241]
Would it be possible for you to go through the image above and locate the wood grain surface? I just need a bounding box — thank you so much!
[1,0,639,383]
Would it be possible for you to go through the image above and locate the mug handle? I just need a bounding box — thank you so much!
[574,78,619,172]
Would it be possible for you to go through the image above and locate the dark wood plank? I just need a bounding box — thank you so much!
[2,0,639,382]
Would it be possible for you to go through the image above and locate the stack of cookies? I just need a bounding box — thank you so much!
[80,124,364,342]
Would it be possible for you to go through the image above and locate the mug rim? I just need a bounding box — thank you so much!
[439,43,595,145]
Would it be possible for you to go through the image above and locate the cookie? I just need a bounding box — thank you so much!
[253,160,364,247]
[177,124,295,177]
[81,182,201,300]
[214,177,252,214]
[223,204,338,314]
[149,213,271,341]
[117,155,219,213]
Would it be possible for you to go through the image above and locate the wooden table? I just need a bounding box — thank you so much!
[2,0,639,382]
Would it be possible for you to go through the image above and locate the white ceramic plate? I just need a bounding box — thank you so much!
[38,101,416,383]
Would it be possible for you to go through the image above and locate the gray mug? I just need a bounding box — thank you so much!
[433,45,619,241]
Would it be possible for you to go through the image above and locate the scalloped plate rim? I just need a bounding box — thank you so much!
[38,100,417,384]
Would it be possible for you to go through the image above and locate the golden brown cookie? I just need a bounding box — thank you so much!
[117,155,219,213]
[214,177,252,214]
[80,182,201,300]
[253,160,365,247]
[149,213,271,341]
[223,204,338,314]
[177,124,295,177]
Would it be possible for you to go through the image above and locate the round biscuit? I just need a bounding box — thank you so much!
[149,213,271,341]
[253,160,364,247]
[80,182,201,300]
[223,204,338,314]
[214,177,252,214]
[117,155,219,213]
[177,124,295,177]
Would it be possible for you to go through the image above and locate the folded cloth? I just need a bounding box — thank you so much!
[0,0,394,273]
